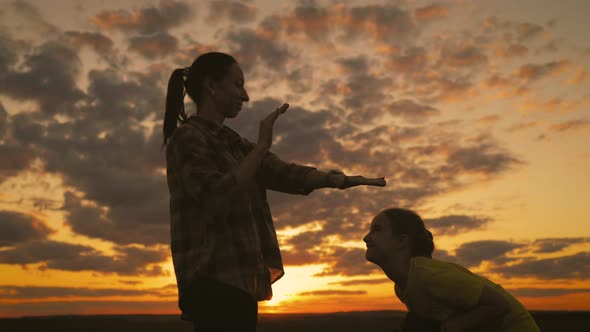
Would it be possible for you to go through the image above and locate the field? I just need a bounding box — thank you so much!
[1,311,588,331]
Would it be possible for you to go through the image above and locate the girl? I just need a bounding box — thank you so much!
[363,208,540,332]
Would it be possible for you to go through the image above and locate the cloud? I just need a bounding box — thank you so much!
[515,22,545,42]
[386,46,428,73]
[63,31,114,54]
[297,289,367,296]
[90,1,192,35]
[328,278,389,286]
[208,0,257,24]
[414,4,448,21]
[0,240,168,276]
[531,238,590,253]
[0,103,6,138]
[454,240,525,267]
[345,4,417,43]
[549,118,590,133]
[444,134,524,177]
[507,288,590,298]
[424,215,491,236]
[256,2,419,45]
[0,210,54,247]
[0,284,176,299]
[316,247,380,276]
[0,143,35,184]
[387,99,440,122]
[0,41,85,115]
[439,45,487,67]
[493,252,590,279]
[225,28,291,73]
[128,32,179,59]
[515,60,570,82]
[506,121,538,133]
[10,0,59,35]
[495,44,529,58]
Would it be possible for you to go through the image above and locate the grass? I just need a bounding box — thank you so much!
[0,310,588,331]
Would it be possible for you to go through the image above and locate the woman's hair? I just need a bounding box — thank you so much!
[382,208,434,258]
[162,52,237,148]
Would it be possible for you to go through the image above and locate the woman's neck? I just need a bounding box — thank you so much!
[380,256,411,290]
[196,102,224,127]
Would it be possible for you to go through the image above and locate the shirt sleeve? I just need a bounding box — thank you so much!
[235,137,317,195]
[170,125,237,204]
[416,261,485,310]
[259,151,318,195]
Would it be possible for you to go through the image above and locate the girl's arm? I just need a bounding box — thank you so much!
[442,285,511,332]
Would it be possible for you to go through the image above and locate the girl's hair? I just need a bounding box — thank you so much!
[382,208,434,258]
[162,52,237,148]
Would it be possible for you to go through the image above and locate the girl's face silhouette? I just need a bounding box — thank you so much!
[211,62,250,119]
[364,213,397,264]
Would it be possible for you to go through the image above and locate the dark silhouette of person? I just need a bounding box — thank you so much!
[163,52,386,332]
[363,208,540,332]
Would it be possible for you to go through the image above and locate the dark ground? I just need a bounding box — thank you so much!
[0,311,588,331]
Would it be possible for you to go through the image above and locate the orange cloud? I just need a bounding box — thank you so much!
[515,60,570,81]
[414,4,449,21]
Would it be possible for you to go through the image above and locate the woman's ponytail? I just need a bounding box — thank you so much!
[162,68,188,149]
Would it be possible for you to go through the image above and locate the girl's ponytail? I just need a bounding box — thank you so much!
[162,68,188,148]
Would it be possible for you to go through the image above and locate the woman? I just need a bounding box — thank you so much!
[163,52,386,332]
[363,208,540,332]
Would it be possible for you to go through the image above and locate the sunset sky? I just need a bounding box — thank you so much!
[1,0,589,317]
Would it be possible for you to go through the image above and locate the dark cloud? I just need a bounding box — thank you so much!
[63,31,114,54]
[516,60,570,81]
[0,210,54,247]
[497,44,529,58]
[0,284,176,299]
[445,134,524,176]
[515,22,544,42]
[208,0,257,24]
[549,118,590,133]
[128,32,179,59]
[0,240,168,276]
[225,28,291,73]
[0,143,35,184]
[387,47,428,73]
[0,41,85,115]
[227,97,337,164]
[531,238,590,253]
[493,252,590,279]
[507,287,590,298]
[90,1,192,35]
[387,99,440,122]
[316,247,379,276]
[0,102,6,138]
[297,289,367,296]
[345,4,417,44]
[424,215,490,236]
[0,33,23,72]
[454,240,525,267]
[439,45,487,68]
[328,278,389,286]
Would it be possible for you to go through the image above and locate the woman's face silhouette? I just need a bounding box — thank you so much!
[211,62,250,119]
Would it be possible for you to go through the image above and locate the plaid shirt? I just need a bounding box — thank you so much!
[166,116,316,314]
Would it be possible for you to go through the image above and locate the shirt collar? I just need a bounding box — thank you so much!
[186,115,242,143]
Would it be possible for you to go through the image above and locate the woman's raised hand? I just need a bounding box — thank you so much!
[257,103,289,151]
